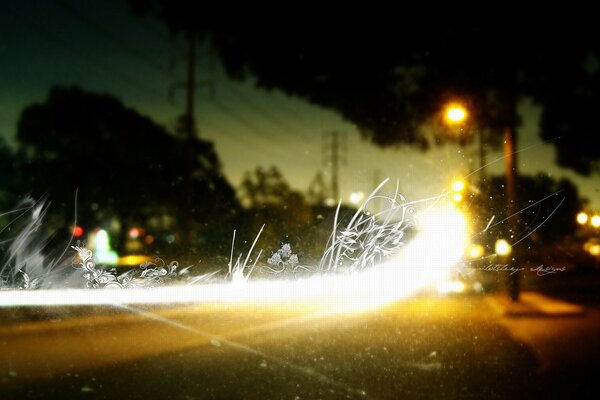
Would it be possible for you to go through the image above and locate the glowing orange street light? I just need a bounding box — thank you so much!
[445,104,468,124]
[443,102,487,184]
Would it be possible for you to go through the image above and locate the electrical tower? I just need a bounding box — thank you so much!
[307,170,327,205]
[322,131,347,202]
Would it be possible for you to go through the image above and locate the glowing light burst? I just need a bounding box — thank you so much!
[0,202,468,313]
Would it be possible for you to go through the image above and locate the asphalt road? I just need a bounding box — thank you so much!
[1,295,598,399]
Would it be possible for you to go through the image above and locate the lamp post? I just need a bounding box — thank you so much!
[443,101,520,301]
[444,103,486,184]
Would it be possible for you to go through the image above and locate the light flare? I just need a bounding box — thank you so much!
[0,205,468,313]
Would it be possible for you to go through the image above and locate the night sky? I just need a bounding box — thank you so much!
[1,1,599,208]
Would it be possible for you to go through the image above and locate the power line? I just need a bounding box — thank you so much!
[322,131,347,201]
[49,2,319,152]
[13,3,323,169]
[208,101,310,164]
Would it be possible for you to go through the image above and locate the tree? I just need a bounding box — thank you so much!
[16,86,239,256]
[237,166,311,252]
[0,138,20,212]
[472,174,582,250]
[128,8,599,173]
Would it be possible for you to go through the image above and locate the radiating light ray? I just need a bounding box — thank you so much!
[483,215,495,232]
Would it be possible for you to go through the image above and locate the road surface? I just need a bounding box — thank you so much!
[1,295,598,399]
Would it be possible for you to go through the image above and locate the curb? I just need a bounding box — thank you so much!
[486,291,586,317]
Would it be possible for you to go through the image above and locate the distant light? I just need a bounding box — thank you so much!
[129,227,140,239]
[576,212,589,225]
[495,239,512,256]
[349,192,364,205]
[467,244,484,259]
[451,179,465,192]
[125,240,143,252]
[95,230,110,252]
[72,226,84,238]
[117,255,153,267]
[166,233,175,244]
[591,215,600,228]
[145,235,154,245]
[436,280,466,294]
[94,229,118,265]
[589,244,600,256]
[324,198,336,207]
[452,193,463,203]
[445,105,467,124]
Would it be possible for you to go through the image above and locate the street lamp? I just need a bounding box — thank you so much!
[442,101,517,300]
[451,178,466,203]
[442,102,486,183]
[451,179,466,192]
[445,104,468,124]
[577,212,589,225]
[495,239,512,256]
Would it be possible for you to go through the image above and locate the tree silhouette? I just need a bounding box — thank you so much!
[0,138,20,212]
[237,166,311,253]
[128,7,599,174]
[16,86,239,255]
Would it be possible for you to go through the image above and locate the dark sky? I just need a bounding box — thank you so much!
[1,0,599,209]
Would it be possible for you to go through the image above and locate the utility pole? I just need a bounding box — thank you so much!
[504,122,519,301]
[307,170,327,206]
[169,33,214,139]
[184,32,196,139]
[169,32,214,247]
[322,131,346,202]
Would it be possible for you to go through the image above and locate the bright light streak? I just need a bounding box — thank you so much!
[0,207,468,313]
[436,280,466,294]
